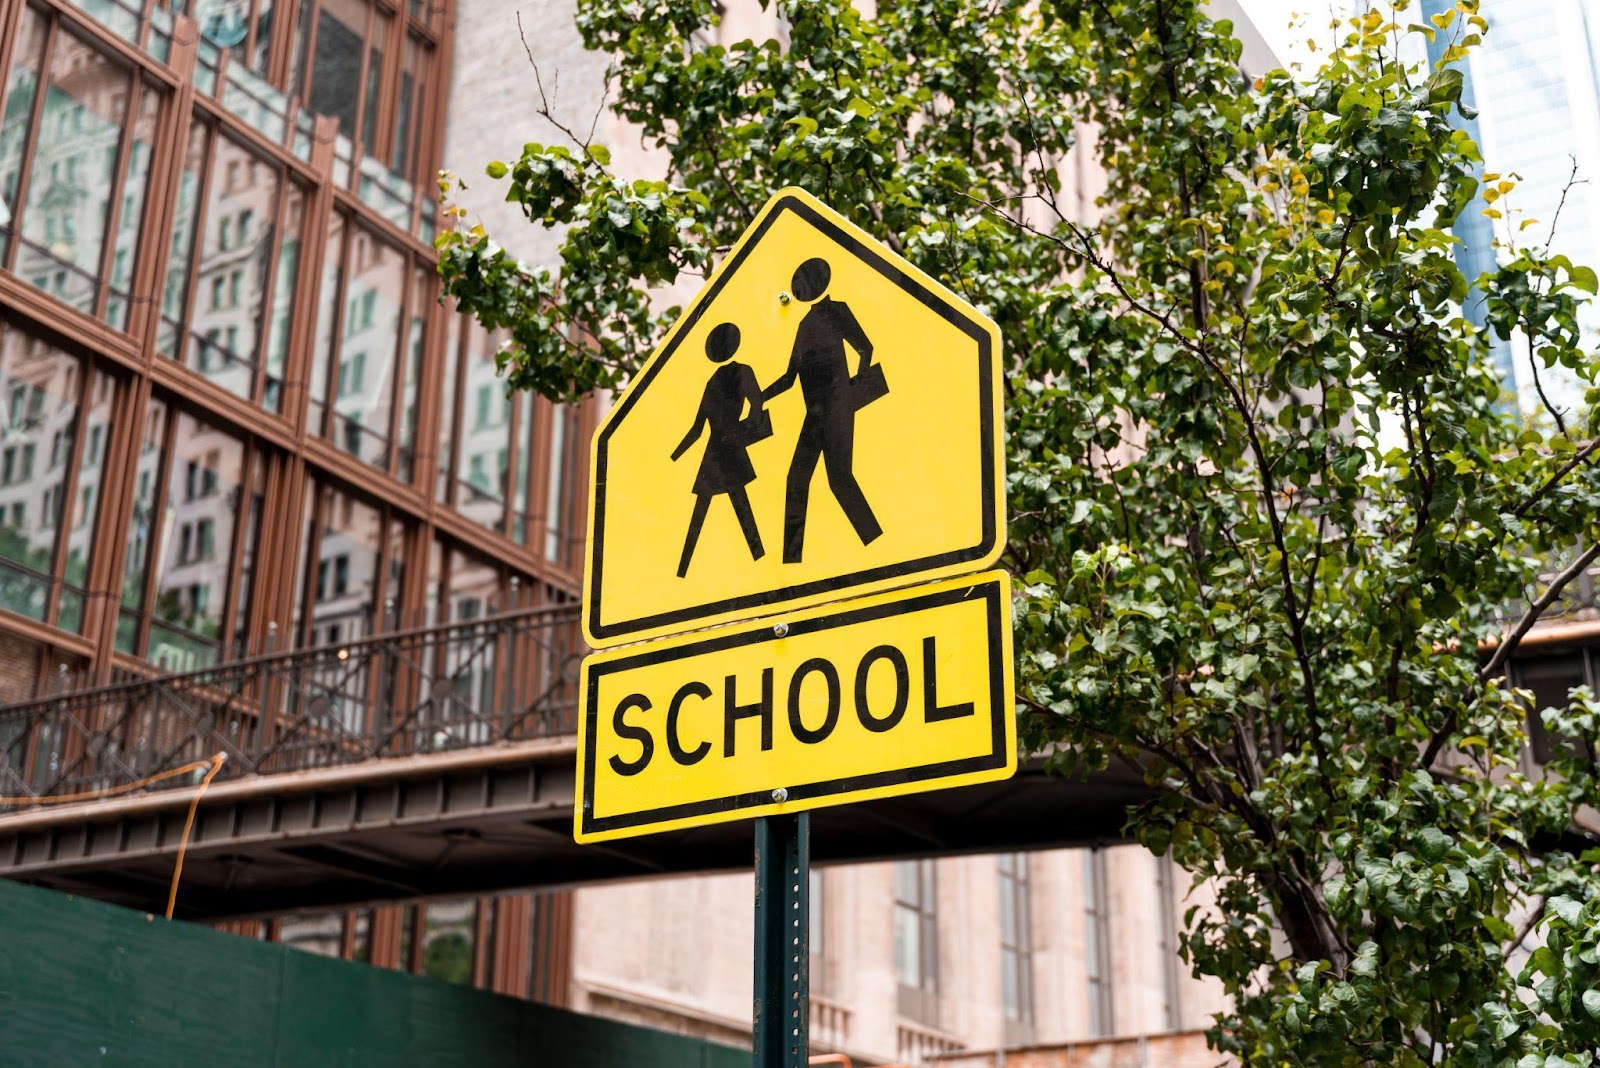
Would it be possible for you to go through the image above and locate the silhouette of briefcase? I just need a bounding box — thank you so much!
[851,362,888,409]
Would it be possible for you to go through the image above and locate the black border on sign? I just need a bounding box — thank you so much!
[587,194,999,641]
[580,577,1008,837]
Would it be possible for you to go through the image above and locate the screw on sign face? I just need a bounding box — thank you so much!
[672,257,889,577]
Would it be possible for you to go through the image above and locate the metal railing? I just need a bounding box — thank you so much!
[0,600,584,807]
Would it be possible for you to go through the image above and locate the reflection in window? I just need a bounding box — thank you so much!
[0,321,106,634]
[116,409,263,671]
[545,404,580,566]
[292,481,406,649]
[278,912,343,958]
[288,0,436,190]
[158,122,304,412]
[438,315,583,553]
[311,219,416,477]
[419,900,477,985]
[0,12,162,330]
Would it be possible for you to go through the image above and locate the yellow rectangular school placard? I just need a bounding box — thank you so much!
[575,571,1015,844]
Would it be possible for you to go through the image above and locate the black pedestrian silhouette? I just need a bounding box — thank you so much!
[763,257,886,564]
[671,322,771,578]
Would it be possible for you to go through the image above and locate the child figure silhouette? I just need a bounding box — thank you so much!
[670,322,771,577]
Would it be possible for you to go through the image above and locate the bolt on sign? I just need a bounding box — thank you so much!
[574,187,1015,845]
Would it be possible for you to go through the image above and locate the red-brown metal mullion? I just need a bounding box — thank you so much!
[265,0,301,90]
[408,291,444,507]
[2,11,56,274]
[526,394,553,566]
[384,256,414,479]
[281,115,338,439]
[91,65,145,322]
[411,1,451,229]
[240,0,262,71]
[314,215,351,440]
[131,404,178,658]
[249,162,291,407]
[438,314,466,507]
[375,3,406,168]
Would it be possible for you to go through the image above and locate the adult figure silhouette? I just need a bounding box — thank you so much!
[763,257,885,564]
[670,322,769,577]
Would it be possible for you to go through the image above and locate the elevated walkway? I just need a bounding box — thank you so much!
[0,606,1150,918]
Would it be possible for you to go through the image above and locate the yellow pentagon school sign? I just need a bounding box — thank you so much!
[575,571,1015,843]
[582,187,1004,648]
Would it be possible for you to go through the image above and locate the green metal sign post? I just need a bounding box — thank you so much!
[753,812,809,1068]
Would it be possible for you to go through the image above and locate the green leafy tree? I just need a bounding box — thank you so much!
[438,0,1600,1060]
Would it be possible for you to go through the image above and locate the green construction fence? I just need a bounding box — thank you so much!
[0,877,752,1067]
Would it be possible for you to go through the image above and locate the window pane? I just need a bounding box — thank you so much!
[105,84,159,329]
[391,34,424,175]
[456,330,509,531]
[893,904,920,987]
[264,186,305,411]
[146,414,248,671]
[159,122,209,358]
[15,31,131,316]
[279,912,342,957]
[511,397,537,545]
[0,9,49,265]
[60,370,114,633]
[309,211,344,416]
[327,227,403,469]
[299,484,392,646]
[420,900,476,985]
[0,323,79,623]
[185,134,281,403]
[308,1,364,137]
[360,10,389,157]
[545,405,578,564]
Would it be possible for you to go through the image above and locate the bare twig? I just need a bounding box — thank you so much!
[1478,541,1600,684]
[519,13,595,152]
[1545,156,1587,249]
[1515,436,1600,519]
[1524,333,1570,437]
